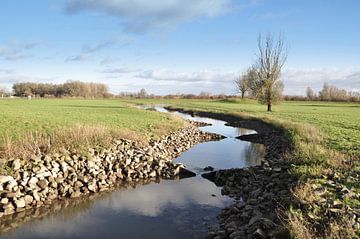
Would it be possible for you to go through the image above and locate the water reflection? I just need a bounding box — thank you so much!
[0,106,265,239]
[1,178,230,239]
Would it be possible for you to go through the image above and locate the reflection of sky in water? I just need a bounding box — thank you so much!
[176,140,265,173]
[0,106,265,239]
[3,177,230,239]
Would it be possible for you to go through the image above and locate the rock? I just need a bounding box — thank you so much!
[229,231,244,239]
[88,183,97,193]
[252,228,266,239]
[12,159,21,171]
[37,179,48,189]
[29,176,39,185]
[249,215,261,226]
[0,175,14,185]
[2,203,15,215]
[1,198,9,204]
[24,195,34,205]
[14,198,26,208]
[178,168,196,178]
[149,170,157,177]
[5,180,18,191]
[204,166,214,171]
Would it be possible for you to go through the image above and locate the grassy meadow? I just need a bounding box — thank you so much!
[0,98,184,159]
[132,98,360,158]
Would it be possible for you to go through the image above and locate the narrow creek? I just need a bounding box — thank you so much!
[0,107,265,239]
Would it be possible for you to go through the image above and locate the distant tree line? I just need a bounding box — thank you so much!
[284,83,359,102]
[12,81,110,98]
[118,89,232,99]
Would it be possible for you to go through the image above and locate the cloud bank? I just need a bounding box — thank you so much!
[100,67,360,95]
[65,0,234,33]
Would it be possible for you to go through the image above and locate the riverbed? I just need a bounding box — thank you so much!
[0,107,265,239]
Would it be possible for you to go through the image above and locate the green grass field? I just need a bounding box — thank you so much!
[0,99,183,159]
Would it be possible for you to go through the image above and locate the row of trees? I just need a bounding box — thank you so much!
[306,83,360,102]
[12,81,110,98]
[236,34,287,111]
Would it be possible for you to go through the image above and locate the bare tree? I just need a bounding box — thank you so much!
[254,33,287,111]
[306,86,315,100]
[235,72,249,99]
[138,88,147,98]
[0,86,8,98]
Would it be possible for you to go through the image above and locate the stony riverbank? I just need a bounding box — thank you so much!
[0,124,223,218]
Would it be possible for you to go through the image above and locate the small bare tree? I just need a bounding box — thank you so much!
[254,33,287,111]
[235,72,249,99]
[306,86,315,100]
[0,86,8,98]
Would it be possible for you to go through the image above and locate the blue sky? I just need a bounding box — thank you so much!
[0,0,359,95]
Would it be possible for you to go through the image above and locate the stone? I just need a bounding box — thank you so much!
[14,198,26,208]
[0,175,14,185]
[28,177,39,185]
[2,203,15,215]
[178,168,196,178]
[149,170,157,177]
[204,166,214,171]
[88,183,97,193]
[37,179,48,189]
[24,195,34,205]
[273,167,282,172]
[5,180,18,191]
[252,228,266,239]
[1,197,9,204]
[13,159,21,171]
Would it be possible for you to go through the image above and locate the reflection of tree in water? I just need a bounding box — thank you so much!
[236,128,255,136]
[244,143,266,166]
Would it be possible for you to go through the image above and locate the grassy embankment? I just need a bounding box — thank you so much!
[131,98,360,238]
[0,99,184,168]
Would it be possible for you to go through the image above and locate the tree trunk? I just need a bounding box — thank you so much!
[241,92,245,99]
[267,104,272,112]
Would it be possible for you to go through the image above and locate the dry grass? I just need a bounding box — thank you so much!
[288,212,315,239]
[326,216,357,239]
[292,182,319,204]
[151,114,188,139]
[0,124,147,161]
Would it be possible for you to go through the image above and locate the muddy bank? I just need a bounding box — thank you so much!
[0,124,222,219]
[166,107,297,238]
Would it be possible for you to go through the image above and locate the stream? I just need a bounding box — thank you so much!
[0,107,265,239]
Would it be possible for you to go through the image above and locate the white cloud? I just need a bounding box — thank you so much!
[66,37,133,62]
[65,0,234,33]
[281,68,360,95]
[101,67,360,95]
[0,41,38,61]
[135,69,238,83]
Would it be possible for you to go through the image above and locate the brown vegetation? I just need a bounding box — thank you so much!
[0,125,147,163]
[12,81,110,98]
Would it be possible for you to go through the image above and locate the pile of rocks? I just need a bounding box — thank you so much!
[0,125,222,218]
[204,163,295,239]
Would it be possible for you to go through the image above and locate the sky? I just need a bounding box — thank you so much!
[0,0,359,95]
